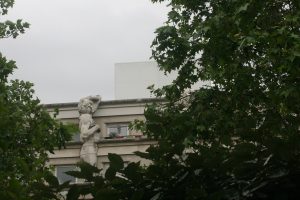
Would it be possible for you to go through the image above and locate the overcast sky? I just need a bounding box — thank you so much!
[0,0,169,103]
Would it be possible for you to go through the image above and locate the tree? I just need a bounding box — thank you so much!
[146,0,300,199]
[0,1,71,199]
[66,0,300,199]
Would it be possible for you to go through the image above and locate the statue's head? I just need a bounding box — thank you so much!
[78,98,93,114]
[78,95,101,115]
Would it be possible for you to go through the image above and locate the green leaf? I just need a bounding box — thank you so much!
[236,3,250,14]
[94,176,105,188]
[130,189,144,200]
[75,161,101,181]
[124,162,142,182]
[108,153,124,170]
[58,180,71,191]
[66,185,80,200]
[292,50,300,57]
[105,167,117,180]
[95,188,120,200]
[44,172,59,188]
[134,151,150,159]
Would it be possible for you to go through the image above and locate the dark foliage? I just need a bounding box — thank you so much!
[67,0,300,199]
[0,1,71,199]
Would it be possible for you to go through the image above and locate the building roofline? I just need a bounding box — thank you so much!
[44,98,164,109]
[114,60,157,65]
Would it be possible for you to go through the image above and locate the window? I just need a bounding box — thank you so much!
[56,165,76,184]
[107,123,129,138]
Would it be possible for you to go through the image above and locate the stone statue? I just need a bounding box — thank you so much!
[78,95,101,166]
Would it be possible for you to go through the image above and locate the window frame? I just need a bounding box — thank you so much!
[106,123,130,138]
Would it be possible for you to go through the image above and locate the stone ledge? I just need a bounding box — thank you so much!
[44,98,164,109]
[63,137,154,146]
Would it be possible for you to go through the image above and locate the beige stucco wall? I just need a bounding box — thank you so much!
[48,139,155,169]
[45,98,158,171]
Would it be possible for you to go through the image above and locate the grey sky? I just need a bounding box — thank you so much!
[0,0,169,103]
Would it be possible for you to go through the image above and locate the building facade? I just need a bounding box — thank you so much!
[114,61,210,100]
[46,98,157,183]
[46,61,206,183]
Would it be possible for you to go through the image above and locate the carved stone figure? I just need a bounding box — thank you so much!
[78,95,101,166]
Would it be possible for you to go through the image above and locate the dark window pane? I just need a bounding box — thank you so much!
[108,127,118,137]
[107,124,129,137]
[56,165,76,183]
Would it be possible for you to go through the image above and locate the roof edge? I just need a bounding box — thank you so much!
[44,98,164,109]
